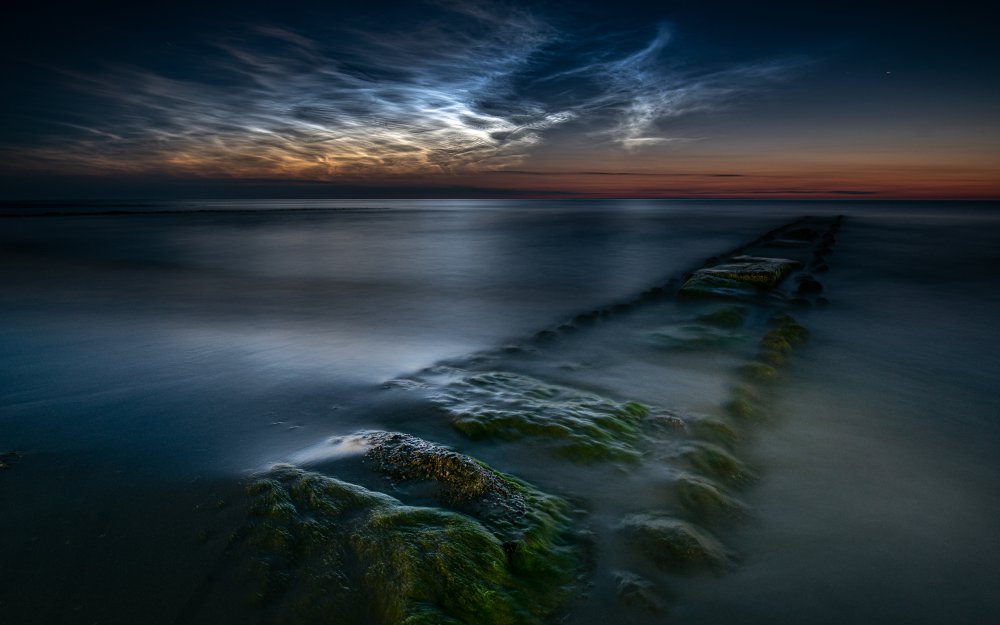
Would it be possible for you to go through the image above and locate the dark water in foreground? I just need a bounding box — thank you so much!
[1,200,998,624]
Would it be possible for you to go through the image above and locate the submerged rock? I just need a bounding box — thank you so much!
[724,383,765,423]
[618,512,733,572]
[243,455,581,625]
[758,313,810,366]
[687,416,741,449]
[675,476,751,523]
[696,306,748,328]
[742,361,779,382]
[681,442,757,487]
[768,313,810,344]
[612,570,665,613]
[428,370,653,462]
[796,276,823,295]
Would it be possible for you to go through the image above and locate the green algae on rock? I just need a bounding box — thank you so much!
[357,431,580,582]
[687,416,742,449]
[767,313,810,345]
[758,313,809,366]
[681,442,757,487]
[617,512,733,572]
[677,255,800,300]
[723,383,766,423]
[696,306,748,328]
[242,461,581,625]
[675,476,751,524]
[427,370,653,463]
[612,570,665,613]
[742,361,779,382]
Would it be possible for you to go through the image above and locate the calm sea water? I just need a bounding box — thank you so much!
[1,200,998,624]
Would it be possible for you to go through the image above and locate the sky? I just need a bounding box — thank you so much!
[1,0,997,199]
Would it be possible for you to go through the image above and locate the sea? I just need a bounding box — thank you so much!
[1,199,998,624]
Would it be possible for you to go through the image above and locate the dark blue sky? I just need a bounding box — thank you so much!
[1,0,997,198]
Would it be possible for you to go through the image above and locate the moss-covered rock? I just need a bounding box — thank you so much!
[687,417,741,449]
[758,313,810,366]
[696,306,748,328]
[612,570,665,613]
[429,370,651,463]
[760,332,793,356]
[357,431,580,580]
[768,313,810,345]
[724,384,765,423]
[796,277,823,295]
[617,512,732,572]
[742,361,778,382]
[675,476,750,523]
[242,461,581,625]
[677,256,798,299]
[681,442,757,487]
[724,396,758,421]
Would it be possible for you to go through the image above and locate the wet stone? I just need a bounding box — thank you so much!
[724,396,759,422]
[613,570,665,613]
[425,369,654,463]
[675,476,751,524]
[742,361,779,382]
[699,255,799,286]
[617,513,733,572]
[796,277,823,295]
[723,381,765,424]
[687,417,741,449]
[767,313,810,346]
[241,454,581,625]
[695,306,748,328]
[361,431,525,513]
[681,442,757,487]
[677,256,799,300]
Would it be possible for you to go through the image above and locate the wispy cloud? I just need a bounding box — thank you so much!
[3,3,804,179]
[547,25,803,150]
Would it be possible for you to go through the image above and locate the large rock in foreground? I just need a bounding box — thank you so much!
[242,433,582,625]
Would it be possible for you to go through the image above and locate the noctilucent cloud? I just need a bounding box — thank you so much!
[1,0,997,198]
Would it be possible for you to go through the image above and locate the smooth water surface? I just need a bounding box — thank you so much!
[1,200,998,624]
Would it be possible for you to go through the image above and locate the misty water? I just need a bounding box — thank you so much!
[1,200,998,624]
